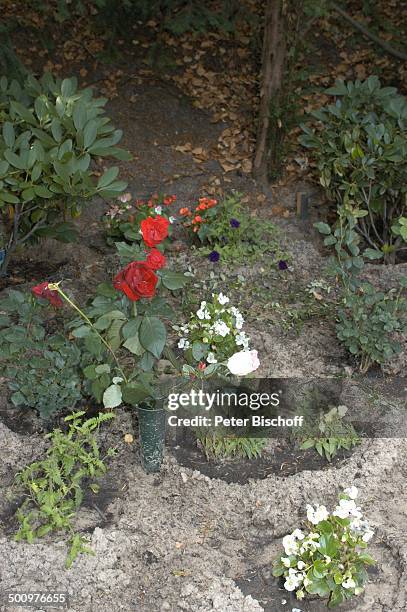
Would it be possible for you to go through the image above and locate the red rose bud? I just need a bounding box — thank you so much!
[31,282,63,308]
[113,261,158,301]
[141,215,169,247]
[146,248,166,270]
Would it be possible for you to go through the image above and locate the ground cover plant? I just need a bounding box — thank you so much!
[14,411,116,568]
[179,192,288,265]
[0,289,83,419]
[273,487,375,608]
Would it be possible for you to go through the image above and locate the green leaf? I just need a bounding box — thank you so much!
[192,341,208,361]
[97,166,119,189]
[84,120,98,149]
[364,248,383,260]
[314,222,331,235]
[4,150,26,170]
[3,122,15,148]
[139,316,166,359]
[102,384,122,409]
[72,325,91,338]
[93,310,126,330]
[122,382,151,406]
[123,335,144,356]
[160,270,188,290]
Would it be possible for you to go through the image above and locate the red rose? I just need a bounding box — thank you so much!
[146,248,166,270]
[113,261,158,301]
[32,282,63,308]
[141,215,169,247]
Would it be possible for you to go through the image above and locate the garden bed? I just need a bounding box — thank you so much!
[0,45,406,612]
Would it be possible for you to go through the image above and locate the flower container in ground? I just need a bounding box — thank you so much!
[137,402,167,473]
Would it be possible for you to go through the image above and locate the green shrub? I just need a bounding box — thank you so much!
[315,206,407,372]
[0,73,130,274]
[301,76,407,263]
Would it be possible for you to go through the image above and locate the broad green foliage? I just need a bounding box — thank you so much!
[297,405,360,462]
[0,73,130,273]
[14,412,116,568]
[273,488,375,608]
[0,290,83,419]
[301,76,407,262]
[315,206,407,372]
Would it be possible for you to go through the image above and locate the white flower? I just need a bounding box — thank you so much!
[344,486,358,500]
[282,535,298,556]
[297,561,305,570]
[217,292,230,305]
[178,338,189,350]
[118,192,131,203]
[207,352,217,364]
[154,205,163,215]
[292,529,305,540]
[342,577,356,590]
[362,530,374,543]
[235,332,249,349]
[284,577,297,592]
[333,499,362,520]
[213,321,230,337]
[282,557,291,568]
[306,504,329,525]
[227,350,260,376]
[169,216,176,224]
[197,307,211,320]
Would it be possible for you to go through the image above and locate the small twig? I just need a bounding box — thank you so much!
[332,3,407,61]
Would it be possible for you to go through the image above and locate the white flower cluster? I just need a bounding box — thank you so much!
[175,293,251,365]
[275,487,374,602]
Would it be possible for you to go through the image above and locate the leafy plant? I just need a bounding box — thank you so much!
[103,192,176,246]
[297,405,360,461]
[31,239,187,410]
[315,205,407,372]
[174,292,252,368]
[0,289,84,419]
[196,430,267,460]
[179,193,287,265]
[14,411,116,568]
[0,72,131,274]
[6,337,83,420]
[272,487,375,608]
[301,76,407,263]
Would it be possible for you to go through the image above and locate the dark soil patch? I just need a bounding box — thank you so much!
[169,429,354,484]
[0,259,68,291]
